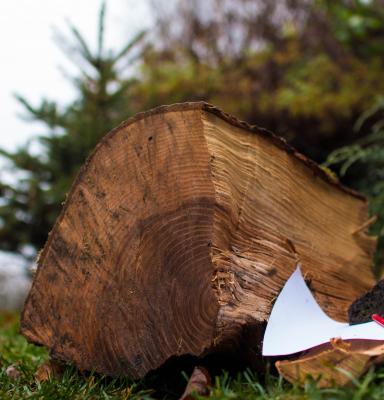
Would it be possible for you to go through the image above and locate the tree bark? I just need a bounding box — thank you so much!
[21,102,376,379]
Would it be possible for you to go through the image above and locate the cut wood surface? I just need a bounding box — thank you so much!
[21,102,377,379]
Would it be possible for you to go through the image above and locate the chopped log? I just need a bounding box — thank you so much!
[21,102,376,379]
[276,338,384,388]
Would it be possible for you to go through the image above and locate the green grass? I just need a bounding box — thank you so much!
[2,312,384,399]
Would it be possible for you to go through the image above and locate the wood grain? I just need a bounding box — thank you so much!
[21,102,376,378]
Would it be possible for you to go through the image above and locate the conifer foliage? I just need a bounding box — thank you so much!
[326,98,384,272]
[0,3,145,254]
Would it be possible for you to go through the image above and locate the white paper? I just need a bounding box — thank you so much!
[262,266,384,356]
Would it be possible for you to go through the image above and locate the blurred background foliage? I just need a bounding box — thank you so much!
[0,0,383,273]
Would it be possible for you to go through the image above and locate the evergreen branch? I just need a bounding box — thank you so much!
[52,28,94,75]
[97,1,106,60]
[354,95,384,132]
[114,31,146,64]
[66,19,95,63]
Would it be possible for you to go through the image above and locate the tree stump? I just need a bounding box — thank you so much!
[21,102,376,378]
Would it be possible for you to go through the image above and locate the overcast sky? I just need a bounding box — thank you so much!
[0,0,153,152]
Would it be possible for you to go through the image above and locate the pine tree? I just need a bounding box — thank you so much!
[326,97,384,273]
[0,3,145,255]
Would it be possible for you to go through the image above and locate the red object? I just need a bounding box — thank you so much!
[372,314,384,327]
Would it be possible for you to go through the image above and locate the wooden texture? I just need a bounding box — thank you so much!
[276,338,384,388]
[21,102,376,378]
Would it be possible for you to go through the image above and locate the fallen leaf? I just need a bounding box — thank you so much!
[179,366,211,400]
[276,338,384,388]
[6,365,21,380]
[35,359,65,383]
